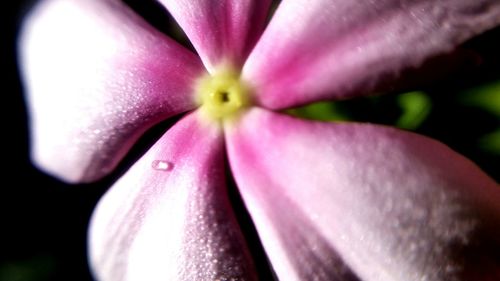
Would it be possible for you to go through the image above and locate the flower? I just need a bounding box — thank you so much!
[19,0,500,280]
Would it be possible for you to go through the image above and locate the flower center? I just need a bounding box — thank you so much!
[196,67,250,121]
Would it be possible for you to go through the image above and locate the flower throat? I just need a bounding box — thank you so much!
[196,66,250,122]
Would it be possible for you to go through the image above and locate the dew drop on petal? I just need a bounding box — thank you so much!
[151,160,173,171]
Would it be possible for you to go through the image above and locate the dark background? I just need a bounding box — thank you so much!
[2,1,499,281]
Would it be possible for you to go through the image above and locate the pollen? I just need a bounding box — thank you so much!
[195,66,250,122]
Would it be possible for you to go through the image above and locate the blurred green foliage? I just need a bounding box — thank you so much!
[459,80,500,117]
[0,255,55,281]
[396,91,432,130]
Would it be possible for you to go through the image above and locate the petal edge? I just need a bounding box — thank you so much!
[227,108,500,281]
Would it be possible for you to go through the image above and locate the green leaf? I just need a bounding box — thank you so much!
[459,80,500,117]
[286,101,351,122]
[478,130,500,155]
[396,91,432,130]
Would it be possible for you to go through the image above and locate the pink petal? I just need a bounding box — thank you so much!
[89,112,257,281]
[158,0,271,72]
[19,0,206,183]
[243,0,500,109]
[226,108,500,281]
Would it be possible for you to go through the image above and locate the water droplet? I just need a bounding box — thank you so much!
[151,160,173,171]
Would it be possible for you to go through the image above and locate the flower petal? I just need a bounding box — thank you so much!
[158,0,271,71]
[19,0,206,183]
[89,112,257,281]
[243,0,500,109]
[226,108,500,281]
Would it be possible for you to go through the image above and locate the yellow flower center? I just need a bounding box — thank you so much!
[195,66,250,122]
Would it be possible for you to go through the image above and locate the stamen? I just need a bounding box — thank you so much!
[196,66,250,122]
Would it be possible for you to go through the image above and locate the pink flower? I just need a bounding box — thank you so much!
[19,0,500,280]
